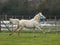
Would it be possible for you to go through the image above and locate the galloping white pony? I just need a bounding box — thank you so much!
[9,12,46,36]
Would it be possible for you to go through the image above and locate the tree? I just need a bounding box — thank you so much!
[35,0,48,13]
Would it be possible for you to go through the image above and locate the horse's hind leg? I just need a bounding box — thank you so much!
[9,30,14,36]
[32,27,37,37]
[9,29,16,36]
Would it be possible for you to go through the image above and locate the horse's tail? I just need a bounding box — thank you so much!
[11,20,20,32]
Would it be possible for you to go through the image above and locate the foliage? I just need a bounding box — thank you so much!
[0,0,60,17]
[36,0,48,12]
[0,0,48,15]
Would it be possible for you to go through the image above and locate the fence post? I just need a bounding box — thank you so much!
[29,16,30,19]
[48,16,51,32]
[22,16,24,19]
[0,16,1,32]
[12,16,13,18]
[55,16,57,32]
[11,16,14,32]
[15,16,16,19]
[5,15,7,20]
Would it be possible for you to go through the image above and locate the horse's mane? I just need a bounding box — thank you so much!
[32,13,41,22]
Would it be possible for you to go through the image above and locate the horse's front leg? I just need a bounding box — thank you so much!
[32,27,37,37]
[36,26,45,34]
[17,27,22,36]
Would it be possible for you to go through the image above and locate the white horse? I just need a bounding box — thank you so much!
[9,12,46,36]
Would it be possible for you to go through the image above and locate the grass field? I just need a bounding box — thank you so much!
[0,32,60,45]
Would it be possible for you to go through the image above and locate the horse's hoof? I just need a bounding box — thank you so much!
[43,32,45,34]
[34,35,36,38]
[9,34,12,36]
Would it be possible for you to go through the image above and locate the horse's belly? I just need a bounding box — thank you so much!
[24,26,34,29]
[19,20,36,28]
[24,23,34,28]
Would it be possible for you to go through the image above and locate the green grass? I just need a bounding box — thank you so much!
[0,32,60,45]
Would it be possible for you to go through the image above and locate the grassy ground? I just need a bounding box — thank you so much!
[0,32,60,45]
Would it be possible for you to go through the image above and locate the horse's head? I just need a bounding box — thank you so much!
[39,12,46,19]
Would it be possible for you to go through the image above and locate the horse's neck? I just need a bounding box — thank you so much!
[32,15,40,22]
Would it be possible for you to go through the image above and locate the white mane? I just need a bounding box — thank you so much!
[32,13,40,22]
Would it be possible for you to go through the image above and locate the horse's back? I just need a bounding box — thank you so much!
[19,19,39,28]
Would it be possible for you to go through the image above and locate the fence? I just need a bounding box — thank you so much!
[0,15,60,32]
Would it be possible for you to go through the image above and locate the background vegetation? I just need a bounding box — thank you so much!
[0,0,60,18]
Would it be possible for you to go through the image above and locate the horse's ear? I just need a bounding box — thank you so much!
[39,12,42,15]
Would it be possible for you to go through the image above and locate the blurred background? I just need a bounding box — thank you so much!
[0,0,60,19]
